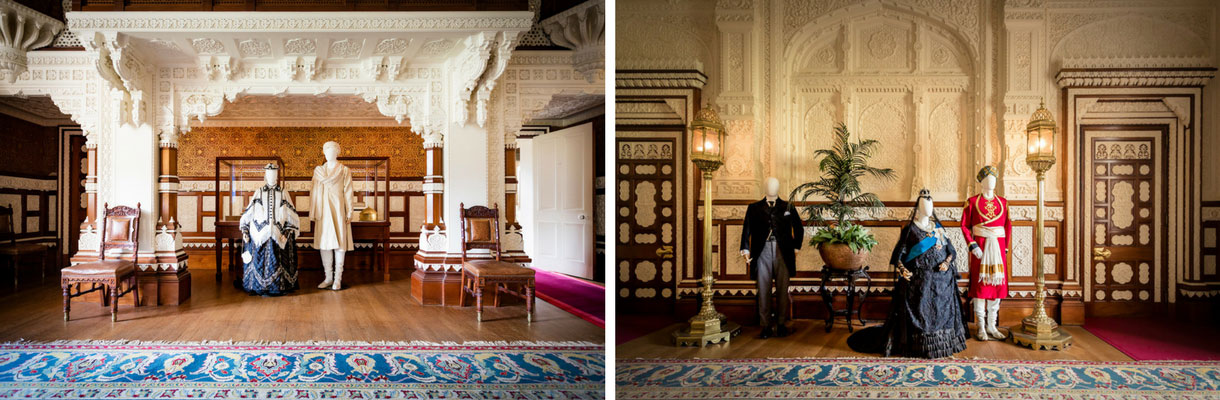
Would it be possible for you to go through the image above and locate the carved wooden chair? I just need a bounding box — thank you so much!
[458,203,535,323]
[0,205,48,291]
[61,203,141,322]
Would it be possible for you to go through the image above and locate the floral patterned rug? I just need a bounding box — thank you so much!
[617,357,1220,399]
[0,340,604,399]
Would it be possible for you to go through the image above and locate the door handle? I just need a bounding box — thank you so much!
[656,245,675,259]
[1092,247,1111,261]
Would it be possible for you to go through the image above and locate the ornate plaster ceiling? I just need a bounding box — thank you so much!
[530,93,603,120]
[0,95,72,126]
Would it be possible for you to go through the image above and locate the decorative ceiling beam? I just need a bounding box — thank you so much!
[0,0,65,83]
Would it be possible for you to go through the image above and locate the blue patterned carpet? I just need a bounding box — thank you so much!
[0,341,604,399]
[617,357,1220,399]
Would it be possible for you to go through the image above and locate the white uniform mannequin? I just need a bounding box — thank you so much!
[241,167,280,265]
[311,141,354,290]
[971,174,1006,340]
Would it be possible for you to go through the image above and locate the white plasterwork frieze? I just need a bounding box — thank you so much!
[66,11,534,33]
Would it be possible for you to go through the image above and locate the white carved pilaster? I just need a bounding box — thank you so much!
[475,31,518,127]
[451,32,495,126]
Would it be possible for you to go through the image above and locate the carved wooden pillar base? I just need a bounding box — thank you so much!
[410,266,461,305]
[1059,296,1085,325]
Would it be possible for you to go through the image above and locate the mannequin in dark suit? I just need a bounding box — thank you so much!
[740,177,805,338]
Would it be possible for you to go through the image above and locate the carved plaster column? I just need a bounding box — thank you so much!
[412,137,451,305]
[153,137,190,305]
[411,30,519,306]
[0,0,64,83]
[540,0,604,83]
[423,142,445,231]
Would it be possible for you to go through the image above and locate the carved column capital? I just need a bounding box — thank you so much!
[540,0,604,83]
[0,0,64,83]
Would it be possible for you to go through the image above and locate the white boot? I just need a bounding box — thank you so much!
[331,250,345,290]
[986,299,1007,340]
[318,250,334,289]
[973,299,990,341]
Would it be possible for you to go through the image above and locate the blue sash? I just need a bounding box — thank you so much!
[902,224,942,263]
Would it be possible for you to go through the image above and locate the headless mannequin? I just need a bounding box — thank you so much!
[898,198,950,279]
[970,174,1006,340]
[316,143,349,290]
[240,168,280,265]
[741,178,799,263]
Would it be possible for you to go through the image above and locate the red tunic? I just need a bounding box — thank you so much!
[960,194,1011,299]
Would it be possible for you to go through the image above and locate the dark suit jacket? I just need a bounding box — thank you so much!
[739,198,805,279]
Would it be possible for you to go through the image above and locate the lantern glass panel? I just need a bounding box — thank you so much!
[1040,126,1055,157]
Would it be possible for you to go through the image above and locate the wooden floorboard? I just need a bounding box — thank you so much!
[0,269,604,344]
[616,319,1132,361]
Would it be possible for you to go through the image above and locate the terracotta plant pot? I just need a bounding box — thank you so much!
[819,243,869,271]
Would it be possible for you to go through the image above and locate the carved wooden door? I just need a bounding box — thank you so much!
[616,138,679,313]
[1087,135,1162,307]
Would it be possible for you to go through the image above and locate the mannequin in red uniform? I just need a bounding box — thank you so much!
[960,166,1011,341]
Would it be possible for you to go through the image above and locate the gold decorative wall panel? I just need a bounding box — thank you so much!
[179,126,426,178]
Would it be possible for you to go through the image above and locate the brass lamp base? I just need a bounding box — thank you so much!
[673,320,741,347]
[1009,321,1073,351]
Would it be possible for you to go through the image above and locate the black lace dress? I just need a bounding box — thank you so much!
[847,222,968,358]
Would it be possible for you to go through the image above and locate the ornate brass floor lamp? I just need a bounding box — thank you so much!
[673,106,741,347]
[1010,102,1073,350]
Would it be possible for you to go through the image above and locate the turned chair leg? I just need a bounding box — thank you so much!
[62,282,70,321]
[526,279,535,323]
[110,283,119,322]
[459,272,467,307]
[493,283,502,307]
[475,278,484,322]
[133,275,141,307]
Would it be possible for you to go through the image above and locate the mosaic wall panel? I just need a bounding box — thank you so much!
[179,126,426,178]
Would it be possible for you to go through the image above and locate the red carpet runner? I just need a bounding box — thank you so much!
[1083,316,1220,360]
[535,269,604,328]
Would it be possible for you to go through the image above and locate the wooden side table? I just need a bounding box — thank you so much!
[819,265,871,332]
[350,221,391,282]
[214,220,242,284]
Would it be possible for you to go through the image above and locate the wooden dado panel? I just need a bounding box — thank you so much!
[0,183,57,243]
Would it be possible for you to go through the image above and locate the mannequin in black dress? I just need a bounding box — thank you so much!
[846,189,968,358]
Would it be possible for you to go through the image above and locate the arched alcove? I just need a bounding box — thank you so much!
[778,2,976,202]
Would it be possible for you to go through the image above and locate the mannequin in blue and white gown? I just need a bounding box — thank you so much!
[239,163,300,296]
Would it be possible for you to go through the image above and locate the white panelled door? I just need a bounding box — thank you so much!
[530,124,594,278]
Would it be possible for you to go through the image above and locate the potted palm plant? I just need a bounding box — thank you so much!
[790,122,896,271]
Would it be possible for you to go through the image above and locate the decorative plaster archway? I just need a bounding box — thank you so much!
[777,2,978,202]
